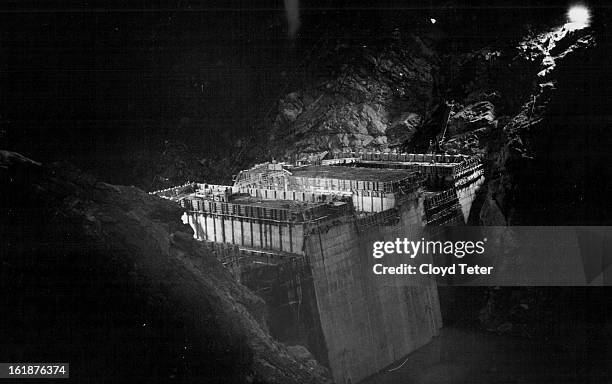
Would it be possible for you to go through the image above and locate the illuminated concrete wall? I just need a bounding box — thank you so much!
[456,176,485,221]
[241,183,405,213]
[239,187,353,204]
[352,191,397,212]
[304,200,442,384]
[184,213,306,255]
[423,175,485,226]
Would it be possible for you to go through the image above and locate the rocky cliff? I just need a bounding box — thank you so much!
[270,30,440,158]
[265,8,605,226]
[0,151,330,384]
[474,21,603,225]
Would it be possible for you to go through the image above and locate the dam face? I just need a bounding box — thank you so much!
[304,199,442,383]
[153,151,484,383]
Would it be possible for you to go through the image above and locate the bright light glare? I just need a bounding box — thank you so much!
[567,5,590,26]
[430,18,437,24]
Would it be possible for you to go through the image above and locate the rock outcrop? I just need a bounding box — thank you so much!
[270,32,440,158]
[0,151,331,384]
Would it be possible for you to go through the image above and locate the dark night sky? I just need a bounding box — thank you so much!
[1,2,290,157]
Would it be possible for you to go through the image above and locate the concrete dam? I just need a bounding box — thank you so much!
[153,151,484,384]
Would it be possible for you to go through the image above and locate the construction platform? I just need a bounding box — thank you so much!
[152,151,484,252]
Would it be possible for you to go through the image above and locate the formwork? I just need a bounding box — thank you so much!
[323,152,483,190]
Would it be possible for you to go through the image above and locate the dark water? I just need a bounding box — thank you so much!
[364,327,612,384]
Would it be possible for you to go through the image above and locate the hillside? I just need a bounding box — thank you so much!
[0,150,330,383]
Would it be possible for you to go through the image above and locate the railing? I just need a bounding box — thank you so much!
[424,189,458,211]
[331,151,472,164]
[355,208,400,229]
[182,196,352,223]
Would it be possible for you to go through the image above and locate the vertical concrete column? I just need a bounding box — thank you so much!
[208,216,215,241]
[212,215,218,242]
[262,220,268,249]
[289,223,294,253]
[203,215,208,241]
[221,216,226,243]
[278,223,283,252]
[193,213,200,239]
[240,218,244,246]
